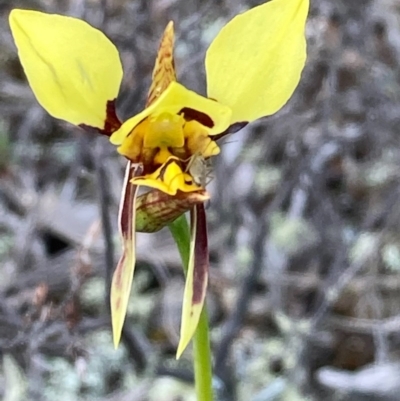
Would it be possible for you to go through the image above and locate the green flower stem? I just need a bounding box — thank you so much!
[169,214,191,267]
[169,214,214,401]
[193,308,213,401]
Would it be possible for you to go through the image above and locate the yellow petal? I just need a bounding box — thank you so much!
[110,81,232,146]
[9,10,123,131]
[111,163,140,348]
[144,112,185,149]
[184,120,220,158]
[176,204,209,358]
[146,21,176,106]
[132,157,200,195]
[205,0,309,124]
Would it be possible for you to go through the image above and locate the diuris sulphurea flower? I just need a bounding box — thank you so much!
[9,0,309,358]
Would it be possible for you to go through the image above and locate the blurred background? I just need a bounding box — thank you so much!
[1,0,400,400]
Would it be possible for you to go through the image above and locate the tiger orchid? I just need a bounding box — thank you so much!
[9,0,309,358]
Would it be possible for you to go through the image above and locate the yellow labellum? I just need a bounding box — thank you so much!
[132,157,199,196]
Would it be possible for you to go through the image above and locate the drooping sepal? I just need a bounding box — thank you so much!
[146,21,176,106]
[110,162,141,348]
[176,204,209,358]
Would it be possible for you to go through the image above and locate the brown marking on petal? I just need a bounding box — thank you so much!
[147,22,177,106]
[179,107,214,128]
[115,297,121,311]
[104,99,122,134]
[110,162,142,348]
[156,157,179,181]
[114,256,124,288]
[212,121,248,141]
[192,204,209,304]
[119,163,143,235]
[126,117,146,138]
[79,99,122,136]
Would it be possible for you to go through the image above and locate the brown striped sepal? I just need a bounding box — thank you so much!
[176,204,209,358]
[110,162,141,348]
[146,21,177,107]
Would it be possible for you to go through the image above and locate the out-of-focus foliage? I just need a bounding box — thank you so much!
[1,0,400,400]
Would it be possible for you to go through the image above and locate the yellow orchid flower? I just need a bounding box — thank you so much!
[9,0,309,358]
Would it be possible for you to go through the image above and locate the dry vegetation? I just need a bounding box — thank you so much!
[1,0,400,400]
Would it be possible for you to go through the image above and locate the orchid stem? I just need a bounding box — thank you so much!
[169,214,214,401]
[193,307,213,401]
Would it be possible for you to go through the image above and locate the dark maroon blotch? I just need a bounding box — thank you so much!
[212,121,248,141]
[104,100,122,135]
[79,99,121,137]
[192,204,209,304]
[179,107,214,128]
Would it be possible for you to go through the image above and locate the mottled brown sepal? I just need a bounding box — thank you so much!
[146,22,177,106]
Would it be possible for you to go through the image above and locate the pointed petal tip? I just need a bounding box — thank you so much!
[176,341,187,360]
[9,9,27,34]
[176,304,203,358]
[9,8,18,21]
[9,8,27,21]
[112,328,122,349]
[110,292,124,349]
[146,19,177,106]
